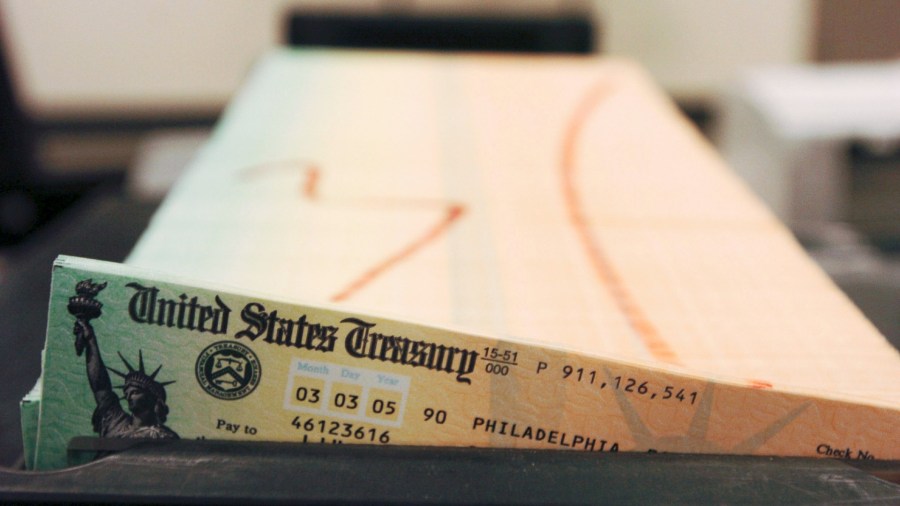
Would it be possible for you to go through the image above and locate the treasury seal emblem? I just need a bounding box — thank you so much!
[195,341,261,400]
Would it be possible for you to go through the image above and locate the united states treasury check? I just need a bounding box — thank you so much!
[31,256,899,469]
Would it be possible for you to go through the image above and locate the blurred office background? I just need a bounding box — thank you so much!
[0,0,822,206]
[0,0,897,466]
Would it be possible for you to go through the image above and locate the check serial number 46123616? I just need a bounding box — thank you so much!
[290,416,391,444]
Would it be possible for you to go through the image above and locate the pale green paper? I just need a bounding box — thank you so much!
[19,377,41,470]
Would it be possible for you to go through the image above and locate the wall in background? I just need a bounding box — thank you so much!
[596,0,813,101]
[2,0,814,119]
[815,0,900,62]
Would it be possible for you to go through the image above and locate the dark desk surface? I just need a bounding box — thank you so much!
[2,440,899,505]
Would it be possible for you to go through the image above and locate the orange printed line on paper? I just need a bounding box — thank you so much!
[561,82,680,365]
[239,159,465,302]
[330,204,466,302]
[303,165,320,199]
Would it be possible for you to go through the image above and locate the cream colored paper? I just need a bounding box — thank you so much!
[126,50,898,422]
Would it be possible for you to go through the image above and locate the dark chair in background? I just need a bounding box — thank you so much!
[285,12,595,54]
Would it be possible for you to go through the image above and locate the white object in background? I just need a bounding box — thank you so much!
[718,61,900,225]
[716,61,900,226]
